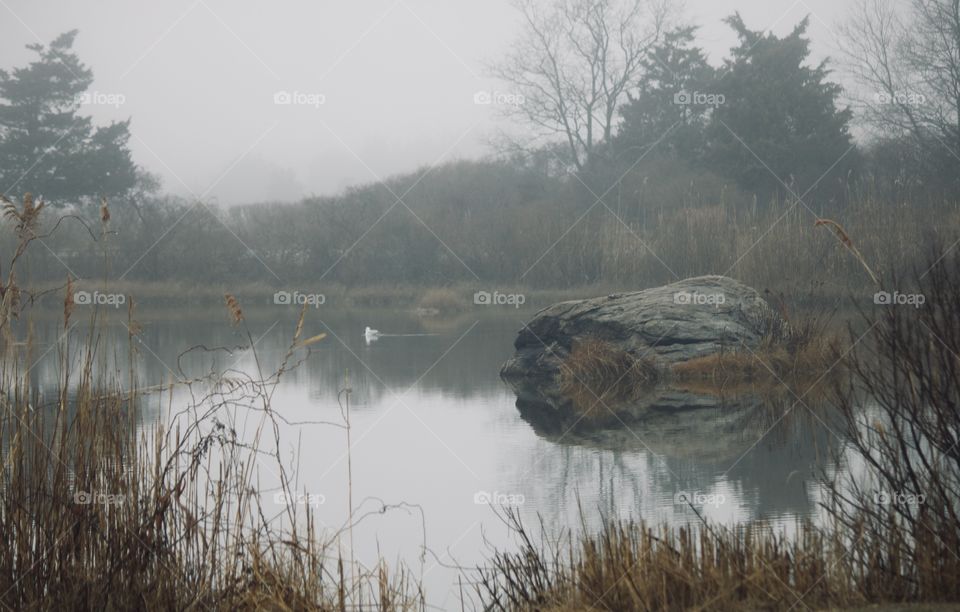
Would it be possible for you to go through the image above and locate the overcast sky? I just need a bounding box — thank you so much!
[1,0,852,205]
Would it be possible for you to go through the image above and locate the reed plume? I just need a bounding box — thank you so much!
[814,218,880,286]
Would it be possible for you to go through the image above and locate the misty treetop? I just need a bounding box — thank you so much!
[0,3,957,292]
[491,0,670,172]
[0,30,140,205]
[707,14,856,198]
[615,26,716,163]
[611,14,857,202]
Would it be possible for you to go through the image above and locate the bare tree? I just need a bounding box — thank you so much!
[492,0,669,171]
[839,0,960,155]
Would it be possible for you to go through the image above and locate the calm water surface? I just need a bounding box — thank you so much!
[26,306,842,609]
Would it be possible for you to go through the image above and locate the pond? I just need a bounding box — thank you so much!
[23,304,843,609]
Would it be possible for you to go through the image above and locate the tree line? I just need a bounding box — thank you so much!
[1,1,957,292]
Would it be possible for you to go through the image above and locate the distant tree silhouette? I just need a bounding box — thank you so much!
[0,30,139,205]
[705,15,856,203]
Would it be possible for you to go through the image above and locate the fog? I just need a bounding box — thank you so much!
[1,0,847,204]
[4,1,960,608]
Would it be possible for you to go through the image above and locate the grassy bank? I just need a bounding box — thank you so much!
[0,198,423,608]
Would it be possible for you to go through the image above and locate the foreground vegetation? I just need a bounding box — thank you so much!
[0,199,421,609]
[0,302,422,609]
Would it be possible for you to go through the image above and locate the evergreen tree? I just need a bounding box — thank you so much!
[705,14,855,202]
[0,30,139,205]
[616,26,715,163]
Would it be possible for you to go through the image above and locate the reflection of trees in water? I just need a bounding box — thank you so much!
[721,408,836,520]
[23,310,522,404]
[511,440,675,534]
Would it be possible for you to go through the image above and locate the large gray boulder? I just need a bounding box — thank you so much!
[500,275,778,383]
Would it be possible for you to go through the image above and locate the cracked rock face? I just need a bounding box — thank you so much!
[500,275,779,384]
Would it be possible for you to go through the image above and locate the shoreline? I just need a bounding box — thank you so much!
[19,278,871,315]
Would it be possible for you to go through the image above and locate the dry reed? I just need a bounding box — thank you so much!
[0,197,424,610]
[559,338,659,412]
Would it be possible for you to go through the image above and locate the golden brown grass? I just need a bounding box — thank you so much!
[559,338,659,412]
[485,517,845,610]
[814,218,880,286]
[670,299,843,393]
[559,319,839,406]
[670,341,837,388]
[477,508,960,612]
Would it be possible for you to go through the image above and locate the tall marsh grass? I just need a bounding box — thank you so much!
[0,194,423,610]
[0,302,423,609]
[476,511,867,611]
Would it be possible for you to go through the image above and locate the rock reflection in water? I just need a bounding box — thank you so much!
[504,376,839,523]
